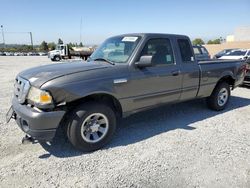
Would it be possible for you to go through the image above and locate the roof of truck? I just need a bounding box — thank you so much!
[112,33,189,39]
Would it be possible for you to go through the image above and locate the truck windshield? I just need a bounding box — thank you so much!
[56,45,64,50]
[89,36,141,64]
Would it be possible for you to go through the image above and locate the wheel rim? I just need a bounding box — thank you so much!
[217,88,228,106]
[80,113,109,143]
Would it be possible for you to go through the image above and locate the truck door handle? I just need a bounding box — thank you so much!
[172,70,180,76]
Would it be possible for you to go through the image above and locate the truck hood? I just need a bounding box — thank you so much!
[49,50,60,54]
[18,61,110,88]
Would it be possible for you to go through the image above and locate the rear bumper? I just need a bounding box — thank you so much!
[12,98,65,141]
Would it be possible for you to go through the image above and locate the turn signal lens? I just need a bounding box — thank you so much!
[40,92,52,104]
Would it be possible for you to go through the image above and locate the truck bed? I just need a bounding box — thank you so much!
[197,59,245,98]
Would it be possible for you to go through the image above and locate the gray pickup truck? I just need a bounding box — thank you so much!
[7,33,247,151]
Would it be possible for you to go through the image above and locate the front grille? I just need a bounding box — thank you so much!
[14,77,30,104]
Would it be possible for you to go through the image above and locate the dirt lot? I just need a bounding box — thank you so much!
[0,56,250,188]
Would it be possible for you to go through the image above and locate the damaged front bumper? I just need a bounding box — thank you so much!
[8,98,65,141]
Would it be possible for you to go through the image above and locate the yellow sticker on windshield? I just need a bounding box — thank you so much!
[122,37,138,42]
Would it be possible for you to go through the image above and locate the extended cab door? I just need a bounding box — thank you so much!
[125,37,182,110]
[177,38,200,100]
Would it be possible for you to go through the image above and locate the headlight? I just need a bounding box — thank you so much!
[27,87,52,105]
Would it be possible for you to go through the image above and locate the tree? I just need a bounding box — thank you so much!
[40,41,48,51]
[79,42,83,47]
[192,38,205,45]
[68,42,74,50]
[48,42,56,50]
[58,38,63,44]
[213,39,221,44]
[207,39,221,44]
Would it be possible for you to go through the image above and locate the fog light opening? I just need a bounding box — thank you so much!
[21,120,29,132]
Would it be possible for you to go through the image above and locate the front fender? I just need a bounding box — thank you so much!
[42,79,119,105]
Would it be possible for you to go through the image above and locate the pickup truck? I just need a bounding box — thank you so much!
[7,33,247,151]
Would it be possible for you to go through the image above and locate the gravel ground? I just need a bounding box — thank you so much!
[0,56,250,188]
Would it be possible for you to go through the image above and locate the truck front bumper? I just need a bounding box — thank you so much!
[11,98,65,141]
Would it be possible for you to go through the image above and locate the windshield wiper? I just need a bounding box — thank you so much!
[93,58,115,65]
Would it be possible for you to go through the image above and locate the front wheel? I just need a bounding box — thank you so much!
[66,102,117,152]
[53,55,61,61]
[206,82,230,111]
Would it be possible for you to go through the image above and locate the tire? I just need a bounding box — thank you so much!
[54,56,61,61]
[206,82,230,111]
[66,102,117,151]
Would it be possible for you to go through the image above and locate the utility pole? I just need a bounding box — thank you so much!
[1,25,5,48]
[29,32,33,49]
[80,17,82,45]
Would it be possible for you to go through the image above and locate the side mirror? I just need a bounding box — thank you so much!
[135,55,153,68]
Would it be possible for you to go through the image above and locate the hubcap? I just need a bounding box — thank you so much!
[80,113,109,143]
[217,88,228,106]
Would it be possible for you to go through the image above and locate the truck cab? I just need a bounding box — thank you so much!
[48,44,68,61]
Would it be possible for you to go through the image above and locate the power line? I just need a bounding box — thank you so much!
[4,32,32,34]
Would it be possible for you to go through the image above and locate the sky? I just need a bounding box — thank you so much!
[0,0,249,45]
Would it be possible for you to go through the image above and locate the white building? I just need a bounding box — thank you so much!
[226,26,250,42]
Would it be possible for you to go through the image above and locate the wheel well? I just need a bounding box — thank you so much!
[67,93,123,118]
[217,76,235,88]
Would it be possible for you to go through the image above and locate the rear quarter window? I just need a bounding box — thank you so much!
[178,39,194,62]
[200,47,208,54]
[193,47,201,55]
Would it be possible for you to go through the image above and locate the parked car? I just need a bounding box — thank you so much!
[243,58,250,84]
[27,52,39,56]
[213,49,237,59]
[14,52,23,56]
[193,45,211,61]
[5,52,14,56]
[7,33,247,152]
[39,52,48,56]
[0,52,6,56]
[219,49,250,60]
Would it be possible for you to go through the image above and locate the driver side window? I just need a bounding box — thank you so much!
[140,38,175,66]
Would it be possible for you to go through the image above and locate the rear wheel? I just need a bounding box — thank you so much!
[66,102,116,151]
[206,82,230,111]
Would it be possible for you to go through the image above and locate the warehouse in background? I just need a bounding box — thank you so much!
[226,26,250,42]
[205,26,250,56]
